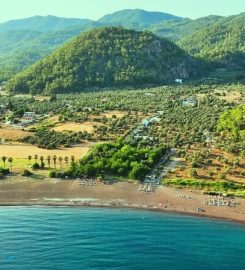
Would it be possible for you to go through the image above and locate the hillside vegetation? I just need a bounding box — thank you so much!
[217,104,245,155]
[178,13,245,69]
[5,27,198,94]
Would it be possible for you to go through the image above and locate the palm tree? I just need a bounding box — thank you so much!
[34,155,38,163]
[40,156,44,169]
[2,156,7,168]
[70,155,75,165]
[27,155,32,168]
[8,157,13,172]
[47,156,51,169]
[64,156,69,167]
[53,155,57,169]
[58,157,63,171]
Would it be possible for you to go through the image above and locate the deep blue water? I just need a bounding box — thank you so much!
[0,207,245,270]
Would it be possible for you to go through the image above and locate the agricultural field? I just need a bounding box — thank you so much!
[0,83,244,183]
[52,122,97,133]
[0,126,31,140]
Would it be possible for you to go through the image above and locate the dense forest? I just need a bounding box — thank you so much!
[217,104,245,155]
[5,27,198,94]
[66,139,167,180]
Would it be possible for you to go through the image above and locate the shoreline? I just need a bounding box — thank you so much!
[1,201,245,225]
[0,176,245,224]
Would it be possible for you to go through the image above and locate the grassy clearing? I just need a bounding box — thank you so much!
[163,178,245,198]
[52,122,97,133]
[0,143,91,159]
[0,143,92,174]
[0,127,32,140]
[0,157,72,176]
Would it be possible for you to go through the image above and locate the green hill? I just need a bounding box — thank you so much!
[178,13,245,69]
[5,27,198,94]
[98,9,182,28]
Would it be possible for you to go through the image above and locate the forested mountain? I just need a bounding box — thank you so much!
[0,15,95,33]
[178,13,245,68]
[98,9,182,28]
[149,15,223,41]
[5,27,198,94]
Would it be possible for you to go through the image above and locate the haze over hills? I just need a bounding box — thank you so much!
[0,15,94,33]
[0,9,244,83]
[5,27,198,94]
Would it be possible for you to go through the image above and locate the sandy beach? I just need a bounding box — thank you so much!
[0,175,245,223]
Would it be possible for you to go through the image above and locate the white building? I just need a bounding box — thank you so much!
[23,112,36,118]
[175,79,183,84]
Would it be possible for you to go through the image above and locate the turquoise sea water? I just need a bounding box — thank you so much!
[0,207,244,270]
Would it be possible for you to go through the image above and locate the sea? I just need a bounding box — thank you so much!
[0,207,244,270]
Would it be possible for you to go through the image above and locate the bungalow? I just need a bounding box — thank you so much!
[182,97,198,107]
[23,112,36,119]
[16,118,35,127]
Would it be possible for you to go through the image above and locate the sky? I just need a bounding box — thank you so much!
[0,0,244,23]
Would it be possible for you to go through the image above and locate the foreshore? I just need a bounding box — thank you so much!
[0,176,245,224]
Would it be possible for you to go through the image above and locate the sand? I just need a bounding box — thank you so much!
[0,176,244,223]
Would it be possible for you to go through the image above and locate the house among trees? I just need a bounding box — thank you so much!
[182,97,198,107]
[20,118,35,126]
[23,112,36,119]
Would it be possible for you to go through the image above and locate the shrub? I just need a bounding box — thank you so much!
[21,170,33,177]
[0,168,10,175]
[49,171,56,178]
[32,162,40,170]
[40,161,45,169]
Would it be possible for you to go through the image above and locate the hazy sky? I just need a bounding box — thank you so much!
[0,0,244,22]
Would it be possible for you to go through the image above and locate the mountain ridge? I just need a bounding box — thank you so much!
[98,9,183,27]
[0,15,94,33]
